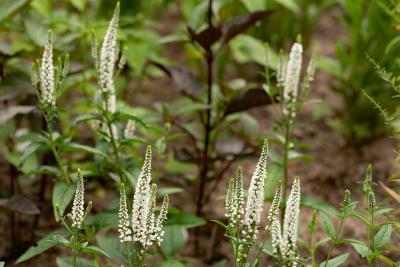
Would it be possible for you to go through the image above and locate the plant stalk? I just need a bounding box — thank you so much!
[324,217,345,267]
[49,132,71,184]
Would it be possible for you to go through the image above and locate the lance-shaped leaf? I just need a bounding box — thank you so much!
[0,194,40,214]
[224,88,276,115]
[151,63,203,98]
[0,105,35,126]
[188,26,222,50]
[221,10,275,45]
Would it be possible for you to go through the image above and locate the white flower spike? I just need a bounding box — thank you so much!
[266,182,282,231]
[39,31,56,108]
[99,2,119,96]
[118,183,132,242]
[283,42,303,118]
[282,177,301,263]
[243,140,268,239]
[69,169,85,228]
[131,146,153,245]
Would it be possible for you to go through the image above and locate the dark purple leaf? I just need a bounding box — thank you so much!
[152,62,203,98]
[224,88,276,115]
[221,10,275,45]
[0,105,35,126]
[188,26,222,50]
[0,194,40,215]
[173,147,197,163]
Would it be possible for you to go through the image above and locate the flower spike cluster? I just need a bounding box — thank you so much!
[131,146,153,244]
[69,169,85,228]
[225,168,244,230]
[39,31,56,108]
[95,3,120,139]
[243,139,268,239]
[118,146,169,246]
[99,2,119,97]
[271,177,301,266]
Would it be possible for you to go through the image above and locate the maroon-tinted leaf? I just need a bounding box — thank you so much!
[152,62,203,98]
[173,147,197,163]
[224,88,276,115]
[221,10,275,45]
[0,105,35,126]
[188,26,222,50]
[0,194,40,214]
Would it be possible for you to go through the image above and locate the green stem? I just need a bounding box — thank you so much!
[102,96,125,185]
[49,132,71,184]
[324,217,345,267]
[310,228,316,266]
[73,232,78,267]
[281,119,291,222]
[125,242,133,267]
[370,209,380,267]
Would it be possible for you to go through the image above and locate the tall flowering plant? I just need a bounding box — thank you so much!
[274,40,314,207]
[30,30,71,184]
[222,140,268,266]
[53,169,110,267]
[118,146,169,267]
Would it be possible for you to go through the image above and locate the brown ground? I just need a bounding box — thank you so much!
[1,4,399,267]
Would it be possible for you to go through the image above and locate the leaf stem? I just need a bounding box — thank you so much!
[125,242,133,267]
[324,217,345,267]
[48,132,71,184]
[281,118,291,222]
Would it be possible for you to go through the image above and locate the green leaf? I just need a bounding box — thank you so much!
[265,163,282,198]
[19,142,42,169]
[158,187,184,196]
[47,234,70,247]
[213,259,227,267]
[96,235,125,261]
[273,0,300,13]
[229,34,278,68]
[52,181,76,221]
[56,256,92,267]
[165,212,206,228]
[72,113,100,126]
[69,0,86,11]
[152,260,186,267]
[160,226,188,257]
[23,15,47,46]
[210,219,228,230]
[113,111,148,128]
[64,143,107,158]
[16,229,67,263]
[81,246,110,258]
[0,261,4,267]
[88,212,118,231]
[374,224,392,248]
[301,196,337,216]
[320,213,336,238]
[0,0,29,22]
[320,253,349,267]
[316,56,342,79]
[351,211,370,226]
[315,237,331,249]
[351,242,369,258]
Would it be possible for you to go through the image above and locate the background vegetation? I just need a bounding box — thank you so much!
[0,0,399,266]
